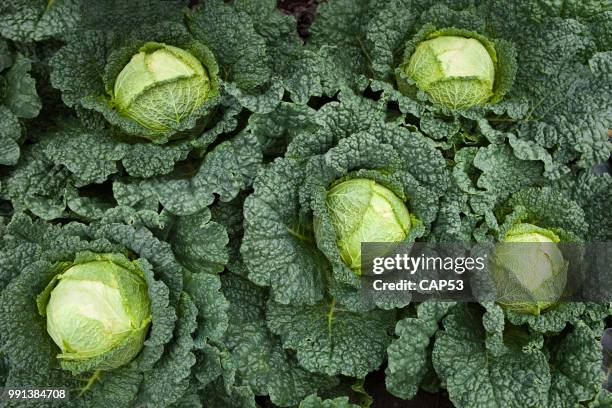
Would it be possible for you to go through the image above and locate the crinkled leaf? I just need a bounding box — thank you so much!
[267,300,395,377]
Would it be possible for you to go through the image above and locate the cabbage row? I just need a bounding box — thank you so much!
[0,1,610,407]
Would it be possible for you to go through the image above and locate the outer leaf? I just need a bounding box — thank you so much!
[386,302,455,399]
[138,293,198,408]
[0,106,21,166]
[248,102,318,158]
[432,304,551,408]
[0,0,81,41]
[210,193,249,277]
[548,323,605,407]
[168,209,229,275]
[3,55,41,119]
[267,299,396,377]
[242,157,327,305]
[222,274,335,407]
[40,125,128,185]
[0,45,41,165]
[113,130,262,216]
[186,272,229,347]
[553,171,612,241]
[186,0,272,94]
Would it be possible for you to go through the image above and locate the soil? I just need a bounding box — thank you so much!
[277,0,320,38]
[364,368,454,408]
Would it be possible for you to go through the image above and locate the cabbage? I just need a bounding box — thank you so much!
[490,223,568,315]
[316,178,411,274]
[40,254,151,373]
[113,42,213,133]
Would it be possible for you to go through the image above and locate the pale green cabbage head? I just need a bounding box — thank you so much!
[113,42,212,132]
[406,35,495,108]
[321,178,411,274]
[43,256,151,371]
[490,223,568,315]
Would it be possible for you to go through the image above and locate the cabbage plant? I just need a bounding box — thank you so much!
[308,0,610,178]
[316,178,411,274]
[39,254,151,373]
[240,93,450,379]
[10,0,304,220]
[242,93,449,309]
[49,4,274,144]
[490,223,567,315]
[0,208,230,406]
[388,184,609,408]
[53,25,224,144]
[49,0,303,145]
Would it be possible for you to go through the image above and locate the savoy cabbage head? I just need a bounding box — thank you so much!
[316,178,412,274]
[489,223,567,315]
[40,253,153,373]
[109,41,220,141]
[398,28,511,109]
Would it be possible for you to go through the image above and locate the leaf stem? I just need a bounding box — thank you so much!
[79,369,101,397]
[327,298,336,340]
